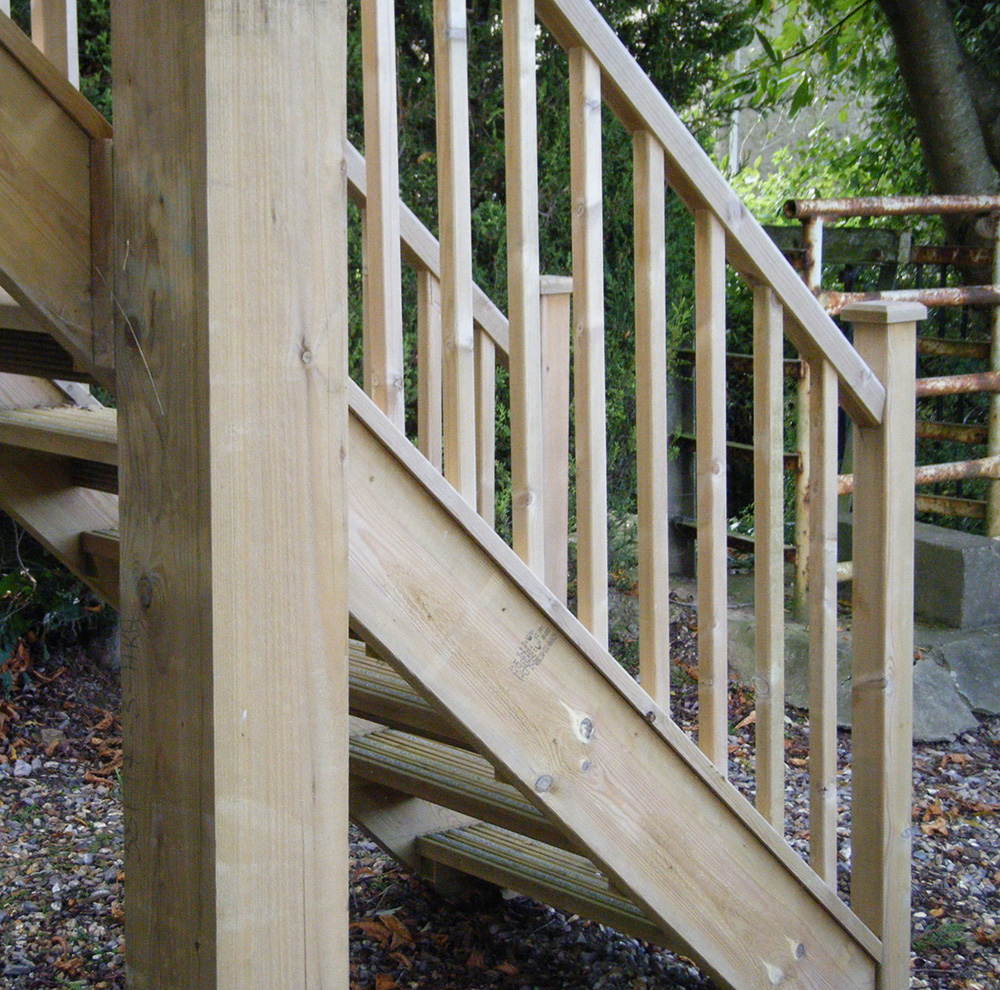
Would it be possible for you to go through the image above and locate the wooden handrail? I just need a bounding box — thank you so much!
[533,0,885,428]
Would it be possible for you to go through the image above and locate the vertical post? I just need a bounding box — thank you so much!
[634,131,670,706]
[694,208,728,771]
[30,0,79,86]
[987,215,1000,537]
[539,275,572,605]
[569,45,608,646]
[807,356,839,886]
[113,0,350,986]
[752,284,784,827]
[502,0,545,573]
[474,327,496,528]
[434,0,477,502]
[795,216,823,617]
[416,269,443,471]
[846,301,924,990]
[361,0,406,428]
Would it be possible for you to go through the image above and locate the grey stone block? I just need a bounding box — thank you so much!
[940,631,1000,715]
[840,517,1000,629]
[910,657,979,741]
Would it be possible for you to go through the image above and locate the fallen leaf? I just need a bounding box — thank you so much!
[466,948,486,970]
[349,920,391,945]
[381,913,412,947]
[920,817,949,836]
[375,976,397,990]
[733,711,756,731]
[495,960,519,976]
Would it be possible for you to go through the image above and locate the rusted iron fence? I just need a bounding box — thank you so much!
[783,196,1000,586]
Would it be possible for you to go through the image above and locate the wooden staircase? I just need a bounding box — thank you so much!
[0,5,921,989]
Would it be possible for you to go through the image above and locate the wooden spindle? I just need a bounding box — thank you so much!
[361,0,405,429]
[569,45,609,645]
[633,130,669,705]
[417,269,443,471]
[847,300,923,990]
[752,284,785,826]
[502,0,545,573]
[808,356,839,885]
[694,208,728,772]
[434,0,477,502]
[475,327,496,528]
[31,0,78,85]
[539,275,572,605]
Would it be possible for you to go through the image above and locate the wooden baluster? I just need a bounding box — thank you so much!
[475,326,496,528]
[31,0,78,85]
[569,46,609,645]
[694,209,728,771]
[1,1,10,18]
[753,284,785,826]
[808,355,839,885]
[417,269,443,471]
[633,130,670,705]
[847,300,923,990]
[361,0,405,429]
[540,275,572,605]
[502,0,545,573]
[434,0,476,502]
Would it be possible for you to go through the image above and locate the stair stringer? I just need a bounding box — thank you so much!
[347,383,878,990]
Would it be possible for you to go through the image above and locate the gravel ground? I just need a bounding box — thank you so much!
[2,615,999,990]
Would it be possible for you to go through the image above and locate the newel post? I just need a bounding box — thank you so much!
[844,301,925,990]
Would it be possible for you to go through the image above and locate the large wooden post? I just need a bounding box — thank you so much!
[846,300,924,990]
[112,1,350,987]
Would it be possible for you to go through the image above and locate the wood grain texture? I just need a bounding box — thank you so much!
[112,0,350,986]
[502,0,545,572]
[475,327,496,526]
[847,301,922,990]
[569,46,608,644]
[633,131,669,705]
[434,0,477,501]
[694,209,728,771]
[751,285,785,828]
[346,382,877,990]
[0,405,117,463]
[807,357,839,886]
[361,0,405,427]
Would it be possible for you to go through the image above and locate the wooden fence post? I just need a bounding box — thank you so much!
[112,0,350,986]
[845,300,925,990]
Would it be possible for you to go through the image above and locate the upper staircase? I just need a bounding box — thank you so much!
[0,5,919,989]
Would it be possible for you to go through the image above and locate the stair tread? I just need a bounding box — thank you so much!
[416,823,667,948]
[0,406,117,464]
[350,727,567,849]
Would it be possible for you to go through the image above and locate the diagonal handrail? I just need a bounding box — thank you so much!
[534,0,885,427]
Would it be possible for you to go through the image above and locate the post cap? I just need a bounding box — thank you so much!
[840,301,928,324]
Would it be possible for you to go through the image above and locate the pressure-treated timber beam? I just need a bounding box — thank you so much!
[346,384,878,990]
[111,1,350,987]
[0,14,112,384]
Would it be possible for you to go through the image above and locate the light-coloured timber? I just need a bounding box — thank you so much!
[0,14,111,381]
[434,0,477,502]
[847,301,923,990]
[416,270,443,471]
[0,405,117,464]
[633,131,670,705]
[539,275,572,605]
[361,0,406,428]
[417,823,670,947]
[807,358,839,886]
[344,142,510,357]
[31,0,79,85]
[475,327,497,527]
[112,1,350,986]
[752,285,785,828]
[569,46,609,646]
[350,727,569,849]
[532,0,884,427]
[503,0,546,572]
[694,209,729,772]
[347,383,877,990]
